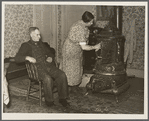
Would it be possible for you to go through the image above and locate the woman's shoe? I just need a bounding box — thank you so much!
[59,99,70,107]
[45,101,55,107]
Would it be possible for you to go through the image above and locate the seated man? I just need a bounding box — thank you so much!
[15,27,69,107]
[43,42,55,56]
[43,42,57,67]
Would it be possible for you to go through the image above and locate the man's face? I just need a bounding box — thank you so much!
[31,29,41,42]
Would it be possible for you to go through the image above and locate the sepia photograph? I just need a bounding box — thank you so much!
[2,1,148,120]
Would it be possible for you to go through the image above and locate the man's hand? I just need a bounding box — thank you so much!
[25,56,36,63]
[46,57,53,63]
[94,43,101,52]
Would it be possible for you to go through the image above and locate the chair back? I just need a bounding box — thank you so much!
[25,61,39,82]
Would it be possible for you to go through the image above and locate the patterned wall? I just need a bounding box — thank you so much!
[57,5,62,62]
[122,6,145,70]
[4,5,144,70]
[91,5,97,20]
[4,5,33,58]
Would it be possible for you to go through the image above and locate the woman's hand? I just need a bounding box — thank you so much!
[94,43,101,52]
[25,56,36,63]
[46,57,53,63]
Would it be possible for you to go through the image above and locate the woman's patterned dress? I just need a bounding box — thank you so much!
[60,20,90,86]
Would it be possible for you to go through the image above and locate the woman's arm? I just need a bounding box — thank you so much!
[79,42,101,51]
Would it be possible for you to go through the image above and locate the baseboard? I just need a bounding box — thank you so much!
[126,68,144,78]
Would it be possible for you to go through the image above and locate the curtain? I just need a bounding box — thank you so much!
[59,5,96,62]
[33,5,59,61]
[33,5,96,63]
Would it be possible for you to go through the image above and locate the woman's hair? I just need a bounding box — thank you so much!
[29,27,39,34]
[82,11,94,23]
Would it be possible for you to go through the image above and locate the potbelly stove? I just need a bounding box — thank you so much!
[86,23,130,102]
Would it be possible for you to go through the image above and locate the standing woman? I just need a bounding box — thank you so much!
[60,11,101,91]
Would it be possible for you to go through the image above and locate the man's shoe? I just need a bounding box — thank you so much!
[59,99,70,107]
[45,101,55,107]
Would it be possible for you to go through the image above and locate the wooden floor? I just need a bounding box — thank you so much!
[4,76,144,114]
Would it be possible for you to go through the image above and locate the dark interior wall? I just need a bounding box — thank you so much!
[4,5,33,58]
[122,6,145,70]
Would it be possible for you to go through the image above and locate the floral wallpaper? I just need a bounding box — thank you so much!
[4,5,144,70]
[4,5,33,58]
[122,6,145,70]
[91,5,97,20]
[4,4,96,62]
[57,5,62,62]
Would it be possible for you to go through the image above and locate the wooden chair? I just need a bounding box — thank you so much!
[25,61,43,106]
[25,61,58,106]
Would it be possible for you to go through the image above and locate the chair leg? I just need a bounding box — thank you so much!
[26,80,31,101]
[39,82,42,106]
